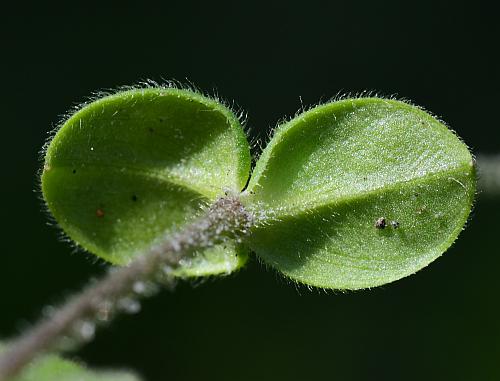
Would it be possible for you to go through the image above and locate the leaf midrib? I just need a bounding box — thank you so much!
[49,163,217,200]
[260,163,472,220]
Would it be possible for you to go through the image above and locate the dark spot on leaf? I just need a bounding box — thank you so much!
[96,209,105,218]
[390,220,400,229]
[72,169,77,174]
[375,217,386,229]
[159,117,164,122]
[148,127,155,133]
[132,195,138,202]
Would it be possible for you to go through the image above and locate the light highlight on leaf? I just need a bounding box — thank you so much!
[244,98,475,289]
[42,87,251,275]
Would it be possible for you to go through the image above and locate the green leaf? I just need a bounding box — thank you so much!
[243,98,475,289]
[0,343,141,381]
[42,87,251,276]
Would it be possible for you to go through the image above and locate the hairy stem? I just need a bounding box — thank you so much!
[0,196,254,381]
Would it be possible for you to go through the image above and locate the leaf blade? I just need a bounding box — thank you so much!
[42,87,251,274]
[0,343,142,381]
[245,97,475,289]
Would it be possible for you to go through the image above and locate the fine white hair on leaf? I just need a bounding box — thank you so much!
[40,78,250,162]
[37,79,253,266]
[258,90,402,156]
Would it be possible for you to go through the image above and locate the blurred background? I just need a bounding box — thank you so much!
[1,1,499,380]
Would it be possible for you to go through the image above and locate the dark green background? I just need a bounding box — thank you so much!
[2,1,499,380]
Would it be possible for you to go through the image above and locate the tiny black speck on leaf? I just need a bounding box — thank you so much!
[72,169,77,174]
[132,195,138,202]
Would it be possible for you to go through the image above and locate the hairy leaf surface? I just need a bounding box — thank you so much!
[42,87,250,275]
[244,98,475,289]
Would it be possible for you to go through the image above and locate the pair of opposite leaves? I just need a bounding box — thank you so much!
[42,87,475,290]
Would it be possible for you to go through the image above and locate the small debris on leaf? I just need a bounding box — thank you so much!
[390,220,400,229]
[375,217,386,229]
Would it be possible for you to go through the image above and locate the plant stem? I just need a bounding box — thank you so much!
[477,154,500,196]
[0,196,254,381]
